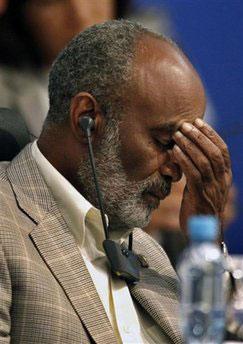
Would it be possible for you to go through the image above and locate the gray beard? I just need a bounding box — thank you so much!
[77,118,171,235]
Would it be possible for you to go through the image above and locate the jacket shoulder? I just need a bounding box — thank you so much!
[0,161,34,245]
[0,161,15,212]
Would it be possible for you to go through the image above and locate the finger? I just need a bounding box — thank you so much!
[194,118,231,170]
[173,131,217,184]
[171,144,203,192]
[174,127,226,181]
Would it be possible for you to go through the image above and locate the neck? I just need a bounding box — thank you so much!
[37,124,81,190]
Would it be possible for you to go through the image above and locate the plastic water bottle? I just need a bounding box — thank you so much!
[177,216,226,344]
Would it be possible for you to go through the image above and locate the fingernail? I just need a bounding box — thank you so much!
[173,144,181,152]
[195,118,204,127]
[181,122,193,132]
[174,131,183,138]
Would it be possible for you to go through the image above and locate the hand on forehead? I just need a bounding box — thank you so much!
[171,118,232,232]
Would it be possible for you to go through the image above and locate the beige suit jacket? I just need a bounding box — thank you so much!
[0,145,183,344]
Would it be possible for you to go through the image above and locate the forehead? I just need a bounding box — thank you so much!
[127,36,206,131]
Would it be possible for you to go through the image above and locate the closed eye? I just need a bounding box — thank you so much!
[154,138,175,150]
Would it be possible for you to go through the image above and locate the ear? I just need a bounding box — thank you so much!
[70,92,103,143]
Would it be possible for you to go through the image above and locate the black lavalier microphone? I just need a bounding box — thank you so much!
[79,115,147,283]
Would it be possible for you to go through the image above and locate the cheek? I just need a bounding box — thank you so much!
[119,133,166,181]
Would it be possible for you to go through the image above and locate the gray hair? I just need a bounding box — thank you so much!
[45,19,168,125]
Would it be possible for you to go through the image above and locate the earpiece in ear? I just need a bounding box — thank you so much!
[78,116,95,136]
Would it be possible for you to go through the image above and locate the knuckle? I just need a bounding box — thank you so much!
[221,142,229,152]
[217,165,225,175]
[226,171,233,186]
[214,160,225,175]
[203,170,212,181]
[222,146,230,159]
[191,170,202,184]
[198,157,212,178]
[207,130,215,141]
[194,130,202,140]
[211,149,225,170]
[178,139,191,153]
[212,147,222,160]
[203,174,213,183]
[200,158,210,172]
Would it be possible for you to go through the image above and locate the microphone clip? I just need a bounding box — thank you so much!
[103,239,141,283]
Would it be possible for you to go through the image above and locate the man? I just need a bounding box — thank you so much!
[0,20,231,343]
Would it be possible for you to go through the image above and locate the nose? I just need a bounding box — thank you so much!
[159,161,182,182]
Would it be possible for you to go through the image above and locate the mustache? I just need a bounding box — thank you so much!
[143,175,172,199]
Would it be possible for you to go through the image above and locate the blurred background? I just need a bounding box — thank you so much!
[0,0,242,254]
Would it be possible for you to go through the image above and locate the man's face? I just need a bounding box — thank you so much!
[78,117,172,236]
[78,38,206,234]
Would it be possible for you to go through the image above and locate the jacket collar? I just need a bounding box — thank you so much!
[130,229,183,344]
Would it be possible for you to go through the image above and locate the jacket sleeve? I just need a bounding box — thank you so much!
[0,244,11,342]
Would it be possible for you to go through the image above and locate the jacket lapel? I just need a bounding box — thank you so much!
[129,267,183,343]
[30,205,117,344]
[130,229,184,344]
[7,145,117,344]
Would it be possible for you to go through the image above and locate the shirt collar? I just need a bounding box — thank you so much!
[31,140,107,261]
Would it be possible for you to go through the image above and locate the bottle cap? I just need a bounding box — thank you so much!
[188,215,219,242]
